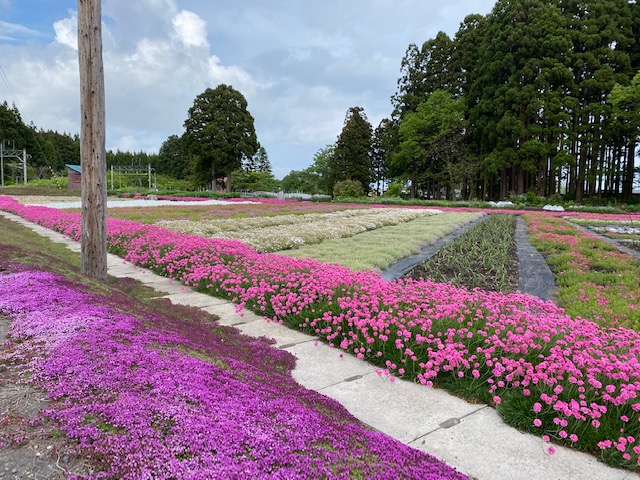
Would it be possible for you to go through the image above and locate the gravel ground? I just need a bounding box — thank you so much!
[13,196,256,208]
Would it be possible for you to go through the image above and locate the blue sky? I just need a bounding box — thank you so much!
[0,0,496,179]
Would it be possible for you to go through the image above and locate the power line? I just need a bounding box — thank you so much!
[0,63,25,117]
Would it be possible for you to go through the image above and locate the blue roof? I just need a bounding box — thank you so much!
[65,164,82,173]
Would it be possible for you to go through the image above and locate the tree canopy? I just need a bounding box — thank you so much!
[184,85,258,192]
[384,0,639,201]
[329,107,373,194]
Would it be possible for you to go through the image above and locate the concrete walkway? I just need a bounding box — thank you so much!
[1,210,638,480]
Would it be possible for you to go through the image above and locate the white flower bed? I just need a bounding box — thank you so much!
[157,208,440,252]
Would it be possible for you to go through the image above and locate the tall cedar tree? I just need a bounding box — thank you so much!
[390,0,638,201]
[470,0,573,199]
[372,119,394,195]
[392,32,454,119]
[184,85,258,192]
[330,107,373,194]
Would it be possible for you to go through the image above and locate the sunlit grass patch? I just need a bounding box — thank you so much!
[279,212,482,271]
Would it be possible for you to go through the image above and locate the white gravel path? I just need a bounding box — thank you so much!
[15,196,257,209]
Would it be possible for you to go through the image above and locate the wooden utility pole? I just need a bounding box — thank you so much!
[78,0,107,280]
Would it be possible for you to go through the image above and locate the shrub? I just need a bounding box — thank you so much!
[333,179,364,199]
[383,182,404,198]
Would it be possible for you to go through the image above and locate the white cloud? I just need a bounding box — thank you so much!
[172,10,207,48]
[0,0,498,176]
[207,56,259,96]
[0,20,41,40]
[53,15,77,50]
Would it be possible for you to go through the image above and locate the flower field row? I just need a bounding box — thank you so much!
[0,264,465,479]
[526,214,640,331]
[410,214,517,292]
[279,211,482,272]
[156,207,439,252]
[1,196,639,468]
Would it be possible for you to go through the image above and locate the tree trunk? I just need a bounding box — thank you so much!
[78,0,107,281]
[226,165,233,193]
[410,177,417,199]
[622,141,636,200]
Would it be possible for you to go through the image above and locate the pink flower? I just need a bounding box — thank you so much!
[533,402,542,413]
[533,419,542,427]
[547,446,556,455]
[569,434,578,442]
[493,396,502,405]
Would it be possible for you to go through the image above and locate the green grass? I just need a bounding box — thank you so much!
[278,212,483,271]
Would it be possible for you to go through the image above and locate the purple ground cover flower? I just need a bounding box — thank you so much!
[0,264,467,479]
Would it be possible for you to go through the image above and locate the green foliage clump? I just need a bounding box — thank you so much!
[333,180,364,199]
[383,182,404,198]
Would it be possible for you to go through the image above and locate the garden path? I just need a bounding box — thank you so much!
[515,216,557,301]
[382,214,559,303]
[0,210,637,480]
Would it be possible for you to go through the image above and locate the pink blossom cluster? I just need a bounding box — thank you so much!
[0,265,466,479]
[526,214,640,330]
[1,196,639,467]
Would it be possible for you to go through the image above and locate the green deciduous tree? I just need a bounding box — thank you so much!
[281,144,334,195]
[184,85,258,192]
[393,90,468,199]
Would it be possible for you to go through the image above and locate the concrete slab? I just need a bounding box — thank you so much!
[142,279,191,295]
[161,292,229,308]
[108,267,156,279]
[200,303,246,324]
[320,374,484,444]
[410,406,633,480]
[233,319,315,347]
[288,342,378,391]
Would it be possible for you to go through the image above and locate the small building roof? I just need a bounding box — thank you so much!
[65,164,82,174]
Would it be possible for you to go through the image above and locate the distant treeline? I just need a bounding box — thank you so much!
[387,0,640,201]
[0,101,179,182]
